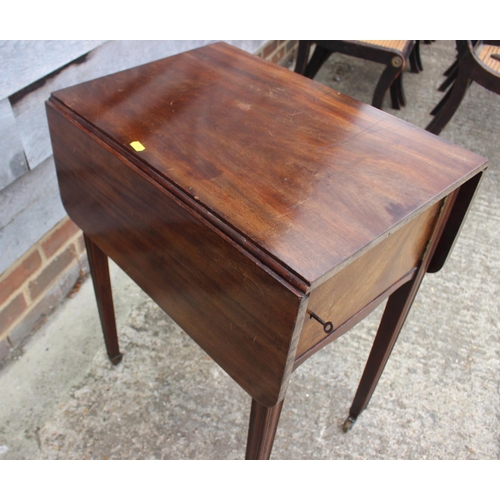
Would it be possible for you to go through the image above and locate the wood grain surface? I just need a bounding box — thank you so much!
[297,201,441,358]
[50,42,487,288]
[47,102,307,407]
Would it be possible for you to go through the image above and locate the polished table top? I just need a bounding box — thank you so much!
[49,42,485,291]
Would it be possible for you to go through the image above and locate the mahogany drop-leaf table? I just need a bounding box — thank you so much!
[46,42,487,459]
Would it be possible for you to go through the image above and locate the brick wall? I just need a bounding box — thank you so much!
[256,40,298,67]
[0,40,298,363]
[0,217,88,361]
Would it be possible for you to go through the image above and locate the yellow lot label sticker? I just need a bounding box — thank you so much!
[130,141,145,152]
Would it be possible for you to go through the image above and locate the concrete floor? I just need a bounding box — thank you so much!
[1,41,499,460]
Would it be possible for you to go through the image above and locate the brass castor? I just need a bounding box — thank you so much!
[342,416,356,433]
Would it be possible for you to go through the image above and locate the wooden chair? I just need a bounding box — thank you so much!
[427,41,500,135]
[433,42,479,96]
[294,40,419,110]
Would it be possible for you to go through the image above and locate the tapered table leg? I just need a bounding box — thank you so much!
[343,273,424,431]
[343,189,464,432]
[245,399,284,460]
[84,234,123,365]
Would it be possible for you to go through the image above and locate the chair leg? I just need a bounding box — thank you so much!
[389,74,406,109]
[398,75,407,107]
[389,81,399,109]
[372,64,401,109]
[245,399,284,459]
[342,275,424,431]
[303,45,332,79]
[426,68,472,135]
[409,41,423,73]
[294,41,313,75]
[433,77,474,116]
[438,67,459,92]
[443,56,460,76]
[84,234,123,365]
[430,85,453,116]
